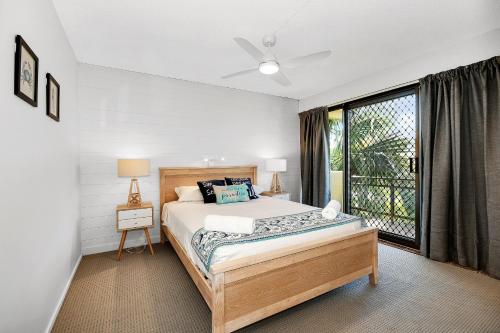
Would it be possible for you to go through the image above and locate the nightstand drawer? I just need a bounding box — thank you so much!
[271,193,290,200]
[118,208,152,220]
[118,216,153,230]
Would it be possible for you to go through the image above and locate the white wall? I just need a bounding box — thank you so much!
[300,29,500,111]
[0,0,80,332]
[78,64,300,255]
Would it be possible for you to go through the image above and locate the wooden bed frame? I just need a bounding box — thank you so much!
[159,166,378,333]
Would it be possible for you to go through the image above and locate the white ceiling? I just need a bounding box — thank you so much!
[52,0,500,99]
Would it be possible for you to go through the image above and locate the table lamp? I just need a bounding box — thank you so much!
[266,159,287,193]
[117,159,150,207]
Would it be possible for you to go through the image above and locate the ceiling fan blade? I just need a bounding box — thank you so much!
[269,71,291,86]
[282,50,332,68]
[221,68,258,79]
[234,37,264,62]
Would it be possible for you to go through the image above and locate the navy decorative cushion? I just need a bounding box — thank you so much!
[225,177,258,199]
[197,179,226,203]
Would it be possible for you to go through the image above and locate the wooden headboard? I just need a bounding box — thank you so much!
[159,165,257,213]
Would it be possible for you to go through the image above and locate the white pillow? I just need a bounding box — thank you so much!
[252,184,265,195]
[175,186,204,202]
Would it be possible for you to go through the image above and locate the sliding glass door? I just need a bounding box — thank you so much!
[331,86,420,248]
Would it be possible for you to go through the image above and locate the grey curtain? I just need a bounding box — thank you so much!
[420,56,500,279]
[299,106,330,208]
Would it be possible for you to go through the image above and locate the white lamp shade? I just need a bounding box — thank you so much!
[117,159,150,177]
[266,159,287,172]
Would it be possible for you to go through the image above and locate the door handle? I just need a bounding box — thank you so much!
[409,157,419,174]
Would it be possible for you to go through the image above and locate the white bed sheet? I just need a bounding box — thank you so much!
[162,197,362,279]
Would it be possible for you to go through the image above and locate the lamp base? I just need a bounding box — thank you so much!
[270,172,282,193]
[127,178,143,207]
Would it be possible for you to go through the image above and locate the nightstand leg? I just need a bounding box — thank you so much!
[117,230,127,261]
[144,228,155,255]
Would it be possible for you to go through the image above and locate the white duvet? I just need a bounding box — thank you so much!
[162,196,362,279]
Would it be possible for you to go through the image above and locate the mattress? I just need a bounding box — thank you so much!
[162,196,363,279]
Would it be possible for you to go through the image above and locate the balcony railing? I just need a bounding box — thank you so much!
[349,175,415,239]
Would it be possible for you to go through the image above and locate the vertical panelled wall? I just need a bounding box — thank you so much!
[78,64,300,254]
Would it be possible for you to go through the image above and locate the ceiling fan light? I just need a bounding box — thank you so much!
[259,61,279,75]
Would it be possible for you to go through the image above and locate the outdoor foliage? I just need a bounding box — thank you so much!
[329,118,343,171]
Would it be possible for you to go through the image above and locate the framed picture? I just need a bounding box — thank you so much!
[14,35,39,106]
[46,74,60,122]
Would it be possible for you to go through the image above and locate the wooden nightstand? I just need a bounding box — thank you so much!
[116,201,155,260]
[260,191,290,201]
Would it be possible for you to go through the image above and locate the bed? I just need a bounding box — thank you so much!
[159,166,378,333]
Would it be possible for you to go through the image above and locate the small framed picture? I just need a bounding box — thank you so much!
[14,35,39,106]
[46,74,60,122]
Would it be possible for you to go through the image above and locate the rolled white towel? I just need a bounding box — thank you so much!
[204,215,255,234]
[326,200,342,212]
[321,206,338,220]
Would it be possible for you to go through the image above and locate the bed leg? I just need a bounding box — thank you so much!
[160,225,166,245]
[212,273,225,333]
[369,231,378,286]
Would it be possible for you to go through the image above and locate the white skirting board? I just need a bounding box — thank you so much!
[45,254,82,333]
[83,235,161,255]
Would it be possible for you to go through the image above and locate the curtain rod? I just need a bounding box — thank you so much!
[327,79,420,108]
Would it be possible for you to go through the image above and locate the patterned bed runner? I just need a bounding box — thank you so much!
[191,209,364,271]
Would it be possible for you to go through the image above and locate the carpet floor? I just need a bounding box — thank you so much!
[52,243,500,333]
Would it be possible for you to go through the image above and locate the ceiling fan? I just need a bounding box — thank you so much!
[222,34,331,87]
